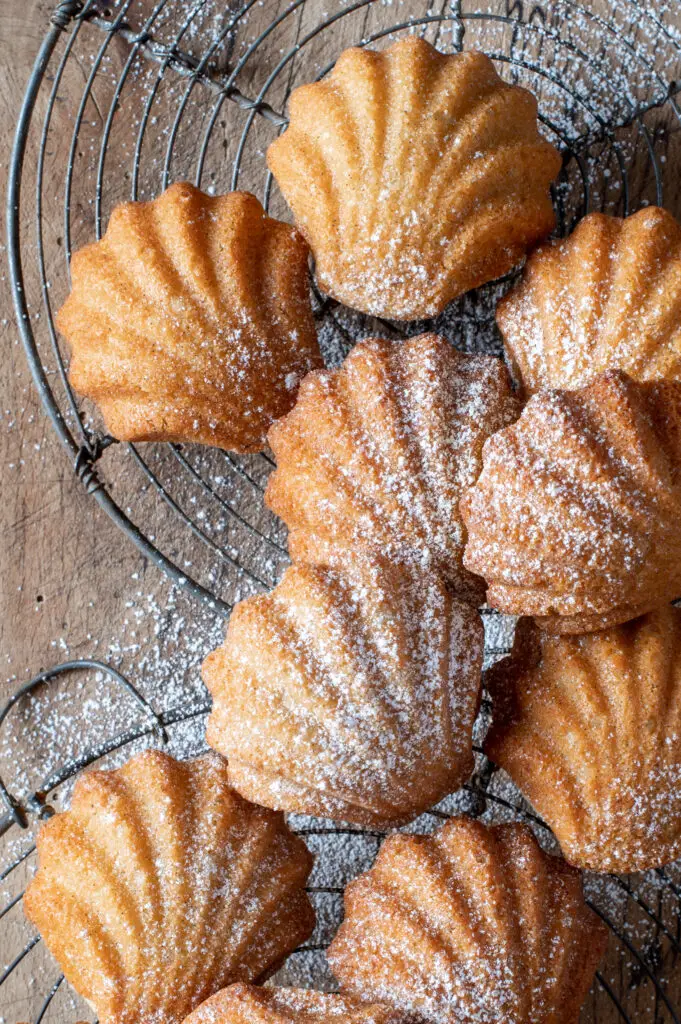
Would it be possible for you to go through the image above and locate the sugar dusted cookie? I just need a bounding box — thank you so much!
[486,608,681,872]
[498,207,681,396]
[461,370,681,633]
[23,751,314,1024]
[266,334,520,604]
[184,985,403,1024]
[328,816,607,1024]
[203,556,483,827]
[268,39,561,319]
[58,183,321,452]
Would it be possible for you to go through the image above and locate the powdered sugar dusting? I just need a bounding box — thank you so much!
[462,370,681,630]
[267,334,519,602]
[327,817,608,1023]
[486,608,681,873]
[204,557,483,827]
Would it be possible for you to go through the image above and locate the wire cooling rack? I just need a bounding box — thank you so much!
[5,0,681,1020]
[2,658,681,1023]
[8,0,681,616]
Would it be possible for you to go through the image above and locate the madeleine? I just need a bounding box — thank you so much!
[204,556,483,827]
[58,183,321,451]
[268,38,560,318]
[23,751,314,1024]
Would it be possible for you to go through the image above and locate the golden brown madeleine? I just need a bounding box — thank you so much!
[203,557,483,828]
[23,750,314,1024]
[267,39,561,319]
[266,334,520,604]
[460,369,681,633]
[184,984,404,1024]
[486,609,681,873]
[498,207,681,397]
[327,817,607,1024]
[57,182,321,452]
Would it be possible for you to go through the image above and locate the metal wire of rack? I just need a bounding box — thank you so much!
[5,0,681,1020]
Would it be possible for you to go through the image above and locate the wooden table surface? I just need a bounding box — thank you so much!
[2,1,681,1021]
[1,0,221,709]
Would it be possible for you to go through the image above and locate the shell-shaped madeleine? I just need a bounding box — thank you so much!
[184,984,403,1024]
[23,751,314,1024]
[498,207,681,396]
[266,334,520,603]
[57,182,322,452]
[267,39,561,319]
[327,817,607,1024]
[460,369,681,633]
[486,608,681,872]
[203,557,483,827]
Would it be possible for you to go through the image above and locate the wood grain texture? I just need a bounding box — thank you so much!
[1,2,681,1022]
